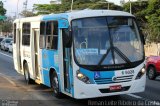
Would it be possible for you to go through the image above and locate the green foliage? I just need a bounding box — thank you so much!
[20,10,36,17]
[0,1,6,15]
[145,0,160,42]
[34,0,160,42]
[123,0,160,42]
[123,1,148,23]
[34,0,122,15]
[34,4,64,14]
[0,17,13,33]
[1,21,12,33]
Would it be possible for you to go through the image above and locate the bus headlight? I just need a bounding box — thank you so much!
[135,67,146,80]
[76,70,91,84]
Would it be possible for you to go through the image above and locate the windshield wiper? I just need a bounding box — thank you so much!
[97,48,111,66]
[114,47,131,64]
[97,47,131,66]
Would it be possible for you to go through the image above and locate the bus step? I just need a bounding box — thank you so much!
[35,79,41,84]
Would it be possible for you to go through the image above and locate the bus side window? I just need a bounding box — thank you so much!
[46,21,52,49]
[51,21,58,50]
[22,23,30,46]
[40,22,45,49]
[45,21,58,50]
[13,23,16,44]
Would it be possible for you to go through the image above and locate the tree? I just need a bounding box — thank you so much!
[34,0,122,15]
[20,10,36,17]
[123,0,148,23]
[1,17,13,33]
[123,0,160,42]
[0,1,6,15]
[0,1,6,35]
[145,0,160,42]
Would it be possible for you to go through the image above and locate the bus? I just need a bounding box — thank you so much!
[13,10,146,99]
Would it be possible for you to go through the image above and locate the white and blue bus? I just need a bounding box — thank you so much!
[13,10,146,99]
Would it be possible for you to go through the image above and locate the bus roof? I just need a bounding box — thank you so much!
[14,10,134,23]
[13,16,42,23]
[42,10,134,21]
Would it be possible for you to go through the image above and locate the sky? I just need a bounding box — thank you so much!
[2,0,131,17]
[3,0,50,16]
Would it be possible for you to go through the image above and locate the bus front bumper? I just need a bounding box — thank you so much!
[73,74,146,99]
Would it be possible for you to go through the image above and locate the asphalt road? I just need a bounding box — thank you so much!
[0,50,160,106]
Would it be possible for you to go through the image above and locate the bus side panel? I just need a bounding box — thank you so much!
[13,44,19,72]
[39,49,44,84]
[22,46,33,77]
[41,49,59,87]
[13,23,22,74]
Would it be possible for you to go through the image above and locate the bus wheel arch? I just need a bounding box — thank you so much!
[23,60,34,84]
[49,68,62,98]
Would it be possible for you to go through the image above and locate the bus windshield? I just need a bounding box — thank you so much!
[72,17,144,67]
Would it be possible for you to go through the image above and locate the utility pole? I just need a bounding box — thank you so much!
[129,0,132,14]
[108,2,109,10]
[23,0,28,17]
[71,0,73,11]
[100,1,111,10]
[16,0,19,18]
[23,0,28,11]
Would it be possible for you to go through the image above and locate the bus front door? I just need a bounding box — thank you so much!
[14,29,22,73]
[63,48,71,93]
[33,29,40,79]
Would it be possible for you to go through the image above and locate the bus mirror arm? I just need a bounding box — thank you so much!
[139,26,145,45]
[140,30,145,45]
[68,30,72,47]
[143,35,146,45]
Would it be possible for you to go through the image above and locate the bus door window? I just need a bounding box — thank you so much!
[46,21,58,50]
[62,28,72,92]
[39,22,46,49]
[22,23,30,46]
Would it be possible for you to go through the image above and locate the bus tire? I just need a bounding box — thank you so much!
[147,66,156,80]
[50,72,62,98]
[24,63,34,84]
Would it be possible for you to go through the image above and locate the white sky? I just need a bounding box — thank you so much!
[3,0,130,17]
[3,0,50,16]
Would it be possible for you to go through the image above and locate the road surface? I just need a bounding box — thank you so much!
[0,50,160,106]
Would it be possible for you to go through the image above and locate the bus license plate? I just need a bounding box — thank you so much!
[109,85,122,91]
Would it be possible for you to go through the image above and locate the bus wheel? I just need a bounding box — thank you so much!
[24,63,34,84]
[148,66,156,80]
[50,72,62,98]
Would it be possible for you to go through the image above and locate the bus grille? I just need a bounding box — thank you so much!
[94,75,134,84]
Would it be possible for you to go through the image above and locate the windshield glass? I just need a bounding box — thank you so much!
[6,39,12,43]
[72,17,144,66]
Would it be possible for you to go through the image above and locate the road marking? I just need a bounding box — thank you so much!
[0,85,18,89]
[127,94,142,99]
[0,73,16,86]
[0,51,13,59]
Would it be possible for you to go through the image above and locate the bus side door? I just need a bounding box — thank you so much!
[13,27,22,74]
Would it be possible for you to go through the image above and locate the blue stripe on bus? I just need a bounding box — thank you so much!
[42,13,68,21]
[41,69,50,87]
[42,49,59,87]
[80,68,115,84]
